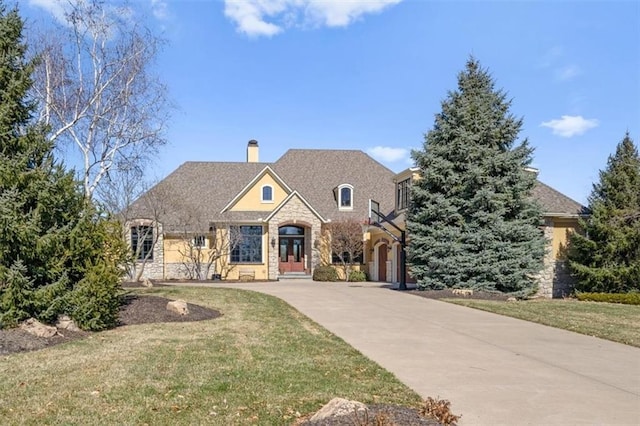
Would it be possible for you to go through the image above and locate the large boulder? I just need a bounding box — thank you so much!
[56,315,81,332]
[20,318,58,338]
[166,299,189,316]
[309,397,368,423]
[142,278,153,287]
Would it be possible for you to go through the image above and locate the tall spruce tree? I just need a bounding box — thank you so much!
[0,3,127,330]
[407,58,545,295]
[568,133,640,293]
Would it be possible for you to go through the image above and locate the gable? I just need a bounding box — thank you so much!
[227,168,290,212]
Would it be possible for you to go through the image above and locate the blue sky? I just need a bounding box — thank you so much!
[24,0,640,205]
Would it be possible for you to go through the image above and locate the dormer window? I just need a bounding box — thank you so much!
[338,184,353,210]
[261,185,273,203]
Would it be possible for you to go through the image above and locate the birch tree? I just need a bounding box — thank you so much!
[30,0,169,199]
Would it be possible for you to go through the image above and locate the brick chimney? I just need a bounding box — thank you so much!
[247,140,259,163]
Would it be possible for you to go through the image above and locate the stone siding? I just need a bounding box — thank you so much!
[125,220,164,281]
[535,218,575,298]
[267,195,322,280]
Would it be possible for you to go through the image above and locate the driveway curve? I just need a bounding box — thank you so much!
[172,280,640,425]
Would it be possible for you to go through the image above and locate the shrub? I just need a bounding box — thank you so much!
[349,270,367,282]
[575,292,640,305]
[313,265,338,282]
[66,263,124,331]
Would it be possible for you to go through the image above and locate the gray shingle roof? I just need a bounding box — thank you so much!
[533,181,587,216]
[273,149,396,219]
[128,151,586,232]
[129,150,396,231]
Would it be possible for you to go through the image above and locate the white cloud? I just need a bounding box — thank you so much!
[540,115,599,138]
[28,0,66,22]
[151,0,169,21]
[555,65,581,81]
[224,0,402,37]
[367,146,408,162]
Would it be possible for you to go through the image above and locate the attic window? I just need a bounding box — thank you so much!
[338,184,353,210]
[261,185,273,203]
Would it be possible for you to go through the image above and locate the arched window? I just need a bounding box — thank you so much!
[261,185,273,203]
[338,184,353,209]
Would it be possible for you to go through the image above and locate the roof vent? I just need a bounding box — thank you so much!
[247,140,259,163]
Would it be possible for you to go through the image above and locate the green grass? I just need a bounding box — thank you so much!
[0,287,421,425]
[446,298,640,347]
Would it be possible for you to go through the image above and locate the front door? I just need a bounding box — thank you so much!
[378,243,388,282]
[278,226,305,273]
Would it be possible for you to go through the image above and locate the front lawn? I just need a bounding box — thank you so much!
[0,287,421,424]
[446,298,640,347]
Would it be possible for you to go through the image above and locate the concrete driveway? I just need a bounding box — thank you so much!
[176,280,640,425]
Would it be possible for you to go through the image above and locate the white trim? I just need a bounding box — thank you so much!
[264,190,328,223]
[338,183,354,210]
[220,166,292,213]
[261,184,274,203]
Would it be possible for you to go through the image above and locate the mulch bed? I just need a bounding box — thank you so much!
[0,295,220,356]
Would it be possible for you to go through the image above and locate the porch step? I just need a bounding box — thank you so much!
[279,272,312,280]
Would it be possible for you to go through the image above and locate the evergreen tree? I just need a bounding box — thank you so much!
[568,133,640,293]
[0,3,127,330]
[407,58,545,295]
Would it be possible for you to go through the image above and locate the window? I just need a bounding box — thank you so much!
[397,178,411,211]
[193,235,206,247]
[338,184,353,209]
[231,226,263,263]
[261,185,273,202]
[131,226,153,261]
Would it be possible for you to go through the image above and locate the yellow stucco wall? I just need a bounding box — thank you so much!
[163,227,271,280]
[229,173,288,212]
[551,218,581,259]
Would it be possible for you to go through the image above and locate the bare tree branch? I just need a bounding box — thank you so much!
[30,0,170,199]
[326,219,364,281]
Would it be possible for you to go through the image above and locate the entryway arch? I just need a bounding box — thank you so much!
[374,240,390,282]
[278,225,306,273]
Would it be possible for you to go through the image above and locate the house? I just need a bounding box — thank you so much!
[128,140,585,297]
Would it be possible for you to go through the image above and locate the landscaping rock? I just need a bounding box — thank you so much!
[166,299,189,316]
[20,318,58,338]
[56,315,81,332]
[507,297,517,302]
[452,289,473,296]
[142,278,154,287]
[309,397,368,423]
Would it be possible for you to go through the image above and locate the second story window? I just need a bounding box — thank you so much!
[397,178,410,211]
[262,185,273,203]
[338,184,353,209]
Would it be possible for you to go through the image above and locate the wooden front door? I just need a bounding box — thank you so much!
[378,243,387,282]
[279,238,304,273]
[278,225,306,274]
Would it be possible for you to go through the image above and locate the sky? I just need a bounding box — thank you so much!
[23,0,640,205]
